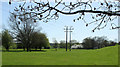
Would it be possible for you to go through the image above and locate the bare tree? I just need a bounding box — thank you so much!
[8,0,120,32]
[9,10,40,52]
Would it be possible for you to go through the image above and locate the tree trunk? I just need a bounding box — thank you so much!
[6,46,9,51]
[27,47,29,52]
[30,48,31,52]
[35,47,37,50]
[39,47,42,51]
[6,48,9,51]
[23,47,25,51]
[56,48,57,51]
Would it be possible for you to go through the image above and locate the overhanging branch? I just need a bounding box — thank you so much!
[50,7,120,16]
[9,0,120,32]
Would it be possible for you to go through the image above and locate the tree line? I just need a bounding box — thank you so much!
[52,36,117,50]
[1,30,117,51]
[82,36,117,49]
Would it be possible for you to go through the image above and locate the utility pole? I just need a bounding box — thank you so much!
[64,26,68,51]
[64,26,74,51]
[69,26,74,51]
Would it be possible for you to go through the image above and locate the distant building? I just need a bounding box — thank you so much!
[93,46,98,49]
[13,39,21,43]
[49,43,54,48]
[71,44,83,49]
[13,39,23,49]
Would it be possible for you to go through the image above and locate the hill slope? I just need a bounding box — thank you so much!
[2,45,118,65]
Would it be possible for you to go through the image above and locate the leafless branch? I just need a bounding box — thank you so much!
[9,0,120,32]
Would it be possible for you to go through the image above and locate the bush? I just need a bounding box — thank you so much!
[44,47,50,49]
[16,43,23,49]
[10,43,17,49]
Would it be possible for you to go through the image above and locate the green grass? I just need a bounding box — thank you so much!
[2,45,118,65]
[117,45,120,67]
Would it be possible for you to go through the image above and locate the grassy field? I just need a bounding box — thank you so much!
[2,45,118,65]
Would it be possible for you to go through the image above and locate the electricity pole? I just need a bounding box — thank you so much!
[69,26,74,51]
[64,26,68,51]
[64,26,74,51]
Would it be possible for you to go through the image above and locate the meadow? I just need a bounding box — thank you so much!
[2,45,119,65]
